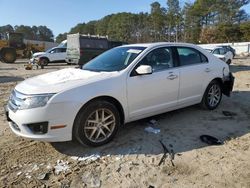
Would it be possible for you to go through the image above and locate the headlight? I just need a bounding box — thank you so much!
[18,93,54,110]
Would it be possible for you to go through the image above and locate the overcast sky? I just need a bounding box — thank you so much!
[0,0,249,37]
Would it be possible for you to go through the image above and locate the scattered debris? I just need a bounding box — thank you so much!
[200,135,223,145]
[37,172,50,180]
[145,126,160,134]
[147,119,159,126]
[70,154,100,162]
[82,172,101,188]
[222,111,237,117]
[115,155,123,161]
[25,175,32,179]
[46,164,52,170]
[54,160,70,175]
[158,140,175,166]
[31,164,39,172]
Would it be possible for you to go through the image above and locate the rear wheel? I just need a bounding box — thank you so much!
[226,59,231,65]
[40,58,49,66]
[73,100,120,147]
[1,48,16,63]
[201,80,222,110]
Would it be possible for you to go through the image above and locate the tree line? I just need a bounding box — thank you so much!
[56,0,250,44]
[1,0,249,44]
[0,25,54,42]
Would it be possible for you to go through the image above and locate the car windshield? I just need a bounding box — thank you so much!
[45,48,55,53]
[82,46,146,72]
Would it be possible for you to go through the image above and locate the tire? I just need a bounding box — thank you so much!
[226,59,231,65]
[40,58,49,66]
[73,100,120,147]
[1,48,16,63]
[201,80,222,110]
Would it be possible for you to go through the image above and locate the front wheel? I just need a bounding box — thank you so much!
[201,80,222,110]
[73,101,120,147]
[1,48,16,63]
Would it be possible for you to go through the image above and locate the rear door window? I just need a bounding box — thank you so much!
[176,47,207,66]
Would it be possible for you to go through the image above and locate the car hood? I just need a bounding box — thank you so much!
[15,68,116,95]
[33,52,46,57]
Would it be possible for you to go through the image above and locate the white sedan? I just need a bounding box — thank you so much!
[205,47,233,65]
[6,43,234,146]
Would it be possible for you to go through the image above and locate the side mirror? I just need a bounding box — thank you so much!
[135,65,152,75]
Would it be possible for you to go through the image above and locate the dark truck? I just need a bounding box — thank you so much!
[66,33,126,66]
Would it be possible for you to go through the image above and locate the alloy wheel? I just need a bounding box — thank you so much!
[84,108,116,143]
[207,84,221,107]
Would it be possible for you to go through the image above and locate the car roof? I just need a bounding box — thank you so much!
[204,46,223,50]
[121,42,200,49]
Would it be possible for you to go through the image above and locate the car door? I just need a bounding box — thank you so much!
[176,46,210,106]
[58,48,66,61]
[47,48,59,62]
[60,48,67,61]
[127,47,179,119]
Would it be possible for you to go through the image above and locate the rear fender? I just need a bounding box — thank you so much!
[222,73,234,97]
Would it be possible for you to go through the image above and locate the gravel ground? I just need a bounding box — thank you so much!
[0,58,250,188]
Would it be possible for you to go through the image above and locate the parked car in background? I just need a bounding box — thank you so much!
[30,47,67,66]
[218,45,236,58]
[6,43,234,147]
[205,47,233,64]
[66,33,126,66]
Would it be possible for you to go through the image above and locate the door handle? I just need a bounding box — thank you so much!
[205,68,211,72]
[167,74,178,80]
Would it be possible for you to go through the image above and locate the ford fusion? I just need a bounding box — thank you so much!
[6,43,234,146]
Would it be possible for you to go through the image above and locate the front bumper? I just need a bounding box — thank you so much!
[223,72,235,97]
[5,101,80,142]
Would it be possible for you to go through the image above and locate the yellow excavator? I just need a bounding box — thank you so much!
[0,32,45,63]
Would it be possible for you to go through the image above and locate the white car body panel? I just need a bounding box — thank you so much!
[7,42,231,142]
[127,67,179,119]
[178,64,207,105]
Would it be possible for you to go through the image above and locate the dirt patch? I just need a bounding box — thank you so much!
[0,58,250,187]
